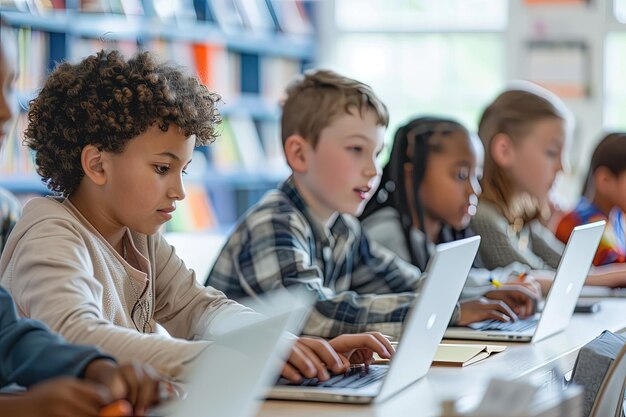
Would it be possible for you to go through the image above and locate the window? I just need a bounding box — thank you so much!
[330,0,508,145]
[605,33,626,129]
[335,0,507,31]
[614,0,626,23]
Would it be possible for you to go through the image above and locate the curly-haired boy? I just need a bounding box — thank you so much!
[0,50,393,384]
[0,26,162,416]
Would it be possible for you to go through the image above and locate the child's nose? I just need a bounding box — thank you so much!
[169,175,186,200]
[364,159,380,179]
[556,156,564,173]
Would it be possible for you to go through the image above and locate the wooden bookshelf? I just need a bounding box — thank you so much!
[0,0,315,230]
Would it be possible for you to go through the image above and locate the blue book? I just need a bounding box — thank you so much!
[240,53,260,94]
[48,32,66,74]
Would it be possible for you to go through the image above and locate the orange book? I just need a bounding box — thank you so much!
[192,43,225,89]
[187,184,217,231]
[168,184,217,232]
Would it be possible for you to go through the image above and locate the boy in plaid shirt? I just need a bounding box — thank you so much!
[206,70,534,338]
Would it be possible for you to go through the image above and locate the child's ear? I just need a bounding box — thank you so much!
[81,144,107,186]
[594,166,616,196]
[284,134,310,173]
[490,133,515,168]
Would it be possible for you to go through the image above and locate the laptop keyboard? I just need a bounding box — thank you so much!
[276,364,387,389]
[468,317,539,332]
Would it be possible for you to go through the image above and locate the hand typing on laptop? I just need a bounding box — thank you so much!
[329,332,395,366]
[483,284,540,318]
[282,332,395,383]
[456,283,540,326]
[455,275,540,326]
[276,333,395,391]
[457,297,520,326]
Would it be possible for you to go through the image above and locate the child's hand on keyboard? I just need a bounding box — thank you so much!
[328,332,395,366]
[484,286,539,319]
[280,333,395,383]
[457,297,519,326]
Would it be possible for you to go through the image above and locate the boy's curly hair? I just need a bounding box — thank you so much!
[24,49,222,196]
[281,69,388,148]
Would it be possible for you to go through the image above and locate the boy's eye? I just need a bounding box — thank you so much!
[154,165,170,175]
[347,146,363,154]
[546,149,560,158]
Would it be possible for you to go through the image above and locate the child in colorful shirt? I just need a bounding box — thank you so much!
[556,133,626,266]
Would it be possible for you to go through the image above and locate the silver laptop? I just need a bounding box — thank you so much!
[579,286,626,298]
[445,221,606,343]
[268,236,481,404]
[152,289,313,417]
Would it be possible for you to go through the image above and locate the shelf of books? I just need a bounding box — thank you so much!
[0,0,316,231]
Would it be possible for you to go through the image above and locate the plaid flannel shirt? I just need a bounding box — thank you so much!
[207,177,460,338]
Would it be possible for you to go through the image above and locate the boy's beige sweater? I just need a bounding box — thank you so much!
[0,197,255,379]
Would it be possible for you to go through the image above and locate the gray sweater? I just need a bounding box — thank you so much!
[361,207,530,299]
[469,201,563,271]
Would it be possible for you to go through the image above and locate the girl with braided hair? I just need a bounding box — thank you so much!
[361,116,541,325]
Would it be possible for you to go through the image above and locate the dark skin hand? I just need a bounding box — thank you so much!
[0,377,111,417]
[458,284,540,326]
[0,360,163,417]
[84,360,161,416]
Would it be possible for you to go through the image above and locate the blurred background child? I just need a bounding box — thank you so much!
[473,83,626,289]
[556,132,626,266]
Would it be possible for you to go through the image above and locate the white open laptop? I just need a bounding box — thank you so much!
[580,286,626,298]
[444,221,606,343]
[150,289,313,417]
[268,236,481,404]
